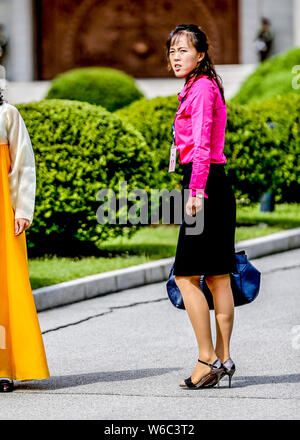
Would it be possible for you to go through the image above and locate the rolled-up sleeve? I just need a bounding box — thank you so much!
[7,106,36,224]
[188,79,215,198]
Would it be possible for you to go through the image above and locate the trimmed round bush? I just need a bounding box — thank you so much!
[17,99,152,256]
[116,95,182,190]
[45,67,144,112]
[231,47,300,105]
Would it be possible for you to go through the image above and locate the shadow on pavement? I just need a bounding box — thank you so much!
[15,367,182,391]
[218,374,300,389]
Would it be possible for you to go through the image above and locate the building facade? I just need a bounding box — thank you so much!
[0,0,299,81]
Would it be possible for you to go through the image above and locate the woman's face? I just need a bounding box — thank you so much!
[169,32,204,79]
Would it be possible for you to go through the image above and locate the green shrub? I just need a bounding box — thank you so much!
[116,95,280,202]
[231,47,300,105]
[117,93,300,204]
[45,67,144,112]
[116,95,182,190]
[17,99,152,256]
[247,94,300,202]
[225,103,281,202]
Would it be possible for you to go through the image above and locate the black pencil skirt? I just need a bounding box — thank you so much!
[173,162,237,277]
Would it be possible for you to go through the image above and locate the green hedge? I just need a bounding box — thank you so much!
[117,94,300,203]
[18,93,300,257]
[116,95,182,190]
[17,99,152,256]
[45,67,144,112]
[225,103,281,202]
[116,95,278,201]
[247,94,300,202]
[231,47,300,105]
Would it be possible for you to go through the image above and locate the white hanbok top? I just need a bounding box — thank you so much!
[0,102,36,224]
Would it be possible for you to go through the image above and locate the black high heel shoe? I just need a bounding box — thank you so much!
[203,357,236,388]
[222,358,236,388]
[0,379,14,392]
[180,358,223,389]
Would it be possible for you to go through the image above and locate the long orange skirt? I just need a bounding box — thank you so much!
[0,143,50,380]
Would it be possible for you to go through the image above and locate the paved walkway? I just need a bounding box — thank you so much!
[4,65,256,104]
[1,248,299,420]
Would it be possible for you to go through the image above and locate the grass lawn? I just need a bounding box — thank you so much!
[29,203,300,289]
[236,202,300,229]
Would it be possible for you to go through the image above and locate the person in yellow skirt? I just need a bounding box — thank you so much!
[0,91,50,392]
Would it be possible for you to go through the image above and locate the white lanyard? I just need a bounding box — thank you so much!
[168,93,187,172]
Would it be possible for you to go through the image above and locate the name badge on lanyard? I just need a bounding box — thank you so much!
[168,124,177,173]
[168,93,186,173]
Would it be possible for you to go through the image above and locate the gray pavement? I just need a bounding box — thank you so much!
[1,248,300,420]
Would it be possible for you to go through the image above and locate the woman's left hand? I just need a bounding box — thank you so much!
[15,218,30,236]
[185,196,203,216]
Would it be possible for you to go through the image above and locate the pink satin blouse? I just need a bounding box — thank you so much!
[174,74,227,198]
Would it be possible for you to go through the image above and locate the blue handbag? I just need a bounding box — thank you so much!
[166,250,261,310]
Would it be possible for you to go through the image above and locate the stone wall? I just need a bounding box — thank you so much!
[37,0,239,79]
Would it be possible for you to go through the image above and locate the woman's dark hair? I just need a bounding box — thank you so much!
[262,17,270,26]
[166,24,225,104]
[0,89,4,106]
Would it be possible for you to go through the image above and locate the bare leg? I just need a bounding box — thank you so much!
[205,274,234,363]
[175,275,218,385]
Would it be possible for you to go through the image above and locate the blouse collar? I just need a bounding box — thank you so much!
[178,77,193,101]
[177,74,207,101]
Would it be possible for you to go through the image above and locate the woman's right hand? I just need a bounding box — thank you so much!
[15,218,30,236]
[185,196,203,216]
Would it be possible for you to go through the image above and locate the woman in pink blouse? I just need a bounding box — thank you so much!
[166,25,237,389]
